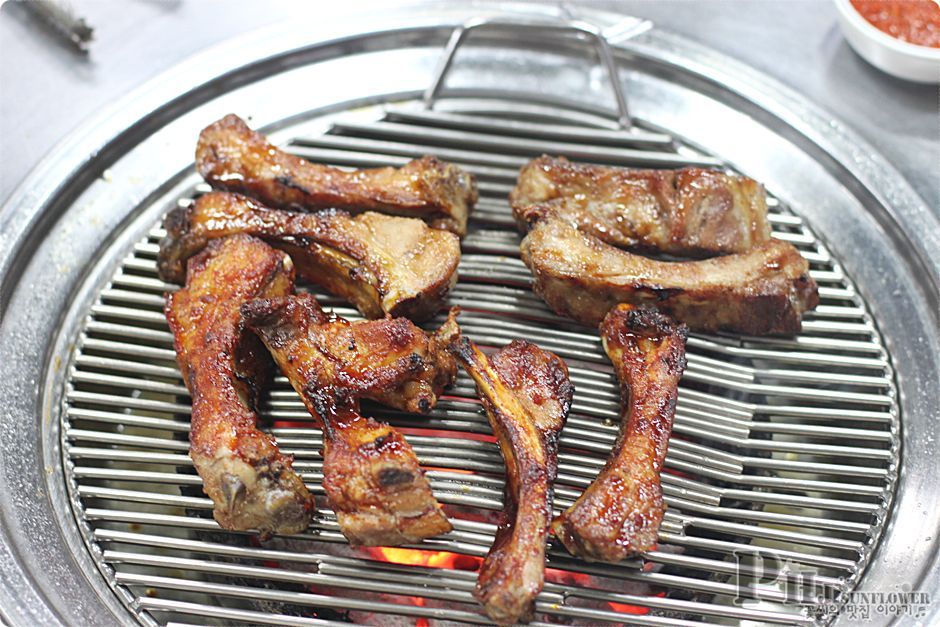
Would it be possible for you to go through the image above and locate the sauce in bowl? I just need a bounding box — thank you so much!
[850,0,940,47]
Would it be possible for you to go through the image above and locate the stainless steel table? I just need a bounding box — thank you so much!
[1,0,937,211]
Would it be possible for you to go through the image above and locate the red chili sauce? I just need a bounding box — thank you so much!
[850,0,940,48]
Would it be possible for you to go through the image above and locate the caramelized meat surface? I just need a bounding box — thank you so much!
[450,338,572,625]
[165,235,314,537]
[196,114,477,236]
[159,191,460,321]
[552,304,687,562]
[520,214,818,335]
[511,156,770,255]
[242,294,457,545]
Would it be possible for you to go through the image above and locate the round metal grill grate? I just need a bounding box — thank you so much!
[60,100,899,626]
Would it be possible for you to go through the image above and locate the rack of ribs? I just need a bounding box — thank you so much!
[196,114,477,236]
[511,155,770,256]
[164,234,314,537]
[158,191,460,321]
[520,213,818,334]
[552,304,688,562]
[242,294,458,546]
[450,337,573,625]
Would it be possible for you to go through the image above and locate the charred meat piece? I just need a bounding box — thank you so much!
[196,114,477,236]
[450,338,572,625]
[242,294,457,545]
[165,234,314,537]
[552,304,687,562]
[159,191,460,322]
[315,410,450,547]
[243,293,458,416]
[520,214,818,335]
[511,155,771,256]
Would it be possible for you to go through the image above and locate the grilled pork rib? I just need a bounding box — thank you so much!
[511,156,771,256]
[159,191,460,321]
[450,338,573,625]
[242,294,457,545]
[552,304,687,562]
[196,114,478,236]
[165,235,314,537]
[520,214,818,334]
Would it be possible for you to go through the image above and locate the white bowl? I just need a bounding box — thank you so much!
[833,0,940,83]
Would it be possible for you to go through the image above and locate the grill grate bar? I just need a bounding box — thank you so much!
[103,548,813,612]
[64,421,743,478]
[72,464,877,532]
[85,507,860,578]
[77,482,871,556]
[74,445,728,502]
[66,392,897,473]
[134,585,498,626]
[68,442,884,513]
[85,299,893,411]
[137,596,364,627]
[81,310,890,398]
[382,108,675,147]
[291,133,722,168]
[69,361,894,433]
[328,119,720,167]
[69,410,884,495]
[79,321,890,393]
[111,557,726,626]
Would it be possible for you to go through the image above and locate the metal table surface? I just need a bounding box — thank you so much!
[1,0,937,214]
[0,0,937,214]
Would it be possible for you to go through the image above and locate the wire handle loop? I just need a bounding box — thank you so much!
[422,16,635,129]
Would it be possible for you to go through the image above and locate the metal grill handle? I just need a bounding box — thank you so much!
[423,16,649,130]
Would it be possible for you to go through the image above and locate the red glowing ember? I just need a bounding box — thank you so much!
[272,419,313,429]
[363,547,482,627]
[367,546,482,572]
[546,567,657,616]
